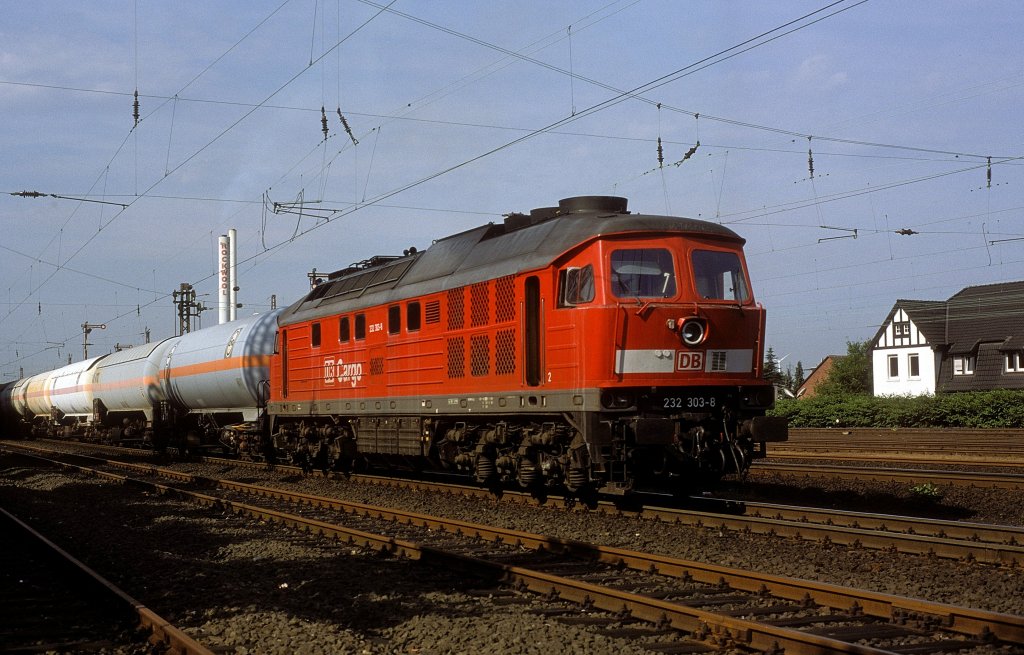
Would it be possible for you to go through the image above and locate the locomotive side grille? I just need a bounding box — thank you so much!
[370,357,385,376]
[447,288,464,330]
[710,350,728,372]
[470,281,490,327]
[425,300,441,324]
[495,275,515,323]
[447,337,465,379]
[495,328,516,375]
[470,334,490,376]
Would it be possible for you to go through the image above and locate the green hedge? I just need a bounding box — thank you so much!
[769,390,1024,428]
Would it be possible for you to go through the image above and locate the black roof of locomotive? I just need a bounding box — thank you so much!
[278,196,744,327]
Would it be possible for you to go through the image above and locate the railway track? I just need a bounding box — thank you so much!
[350,469,1024,566]
[18,435,1024,490]
[8,440,1024,567]
[776,429,1024,461]
[8,446,1024,655]
[752,461,1024,491]
[767,451,1024,469]
[0,502,211,654]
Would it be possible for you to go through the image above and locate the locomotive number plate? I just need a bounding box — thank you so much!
[643,390,729,412]
[661,394,718,410]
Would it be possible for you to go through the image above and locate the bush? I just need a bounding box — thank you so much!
[769,390,1024,428]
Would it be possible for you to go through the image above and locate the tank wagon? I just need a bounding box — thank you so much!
[266,196,787,494]
[0,310,281,450]
[0,381,16,435]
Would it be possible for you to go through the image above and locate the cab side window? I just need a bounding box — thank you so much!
[558,265,594,307]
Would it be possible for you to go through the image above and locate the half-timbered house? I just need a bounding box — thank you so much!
[871,281,1024,396]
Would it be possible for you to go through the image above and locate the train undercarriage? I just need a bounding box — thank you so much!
[9,395,786,498]
[261,405,785,496]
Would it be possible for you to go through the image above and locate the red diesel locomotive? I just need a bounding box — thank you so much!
[265,196,787,495]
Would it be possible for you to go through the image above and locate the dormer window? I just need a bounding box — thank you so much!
[953,356,975,376]
[1007,352,1024,373]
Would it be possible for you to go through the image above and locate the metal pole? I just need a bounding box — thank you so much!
[218,235,230,324]
[229,228,238,321]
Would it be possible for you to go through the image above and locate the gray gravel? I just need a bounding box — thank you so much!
[2,448,1023,654]
[0,458,663,655]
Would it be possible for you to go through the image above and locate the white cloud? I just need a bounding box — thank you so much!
[794,54,849,91]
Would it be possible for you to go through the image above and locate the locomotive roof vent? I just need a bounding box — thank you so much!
[558,195,628,215]
[503,205,560,231]
[504,196,629,232]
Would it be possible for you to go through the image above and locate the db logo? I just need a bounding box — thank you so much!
[677,352,704,371]
[323,357,363,387]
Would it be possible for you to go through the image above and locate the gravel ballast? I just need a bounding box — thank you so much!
[2,448,1023,653]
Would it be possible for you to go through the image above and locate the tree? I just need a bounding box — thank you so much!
[763,347,786,387]
[793,361,805,390]
[817,340,873,396]
[782,366,795,393]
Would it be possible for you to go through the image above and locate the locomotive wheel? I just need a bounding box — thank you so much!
[517,458,539,488]
[474,452,496,484]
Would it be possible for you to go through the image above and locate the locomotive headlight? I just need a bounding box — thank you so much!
[679,318,707,346]
[601,390,635,409]
[742,386,776,408]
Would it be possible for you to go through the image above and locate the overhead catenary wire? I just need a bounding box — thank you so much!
[3,1,1019,372]
[0,0,299,332]
[0,1,396,338]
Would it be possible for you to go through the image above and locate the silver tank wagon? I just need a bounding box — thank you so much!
[46,357,104,421]
[163,310,282,421]
[92,338,179,421]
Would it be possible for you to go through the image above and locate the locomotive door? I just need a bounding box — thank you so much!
[525,276,542,386]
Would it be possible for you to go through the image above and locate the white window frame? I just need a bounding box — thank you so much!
[887,354,899,379]
[953,355,975,376]
[908,353,920,379]
[1006,352,1024,373]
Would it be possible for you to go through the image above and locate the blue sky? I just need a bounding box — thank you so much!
[2,1,1022,379]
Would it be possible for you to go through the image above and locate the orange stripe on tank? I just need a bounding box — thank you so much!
[159,354,271,380]
[24,355,270,399]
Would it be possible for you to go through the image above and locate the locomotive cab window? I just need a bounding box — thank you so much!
[558,265,594,307]
[610,249,676,298]
[355,314,366,340]
[311,322,321,348]
[692,250,750,302]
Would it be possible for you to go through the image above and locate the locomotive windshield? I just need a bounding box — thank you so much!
[610,249,676,298]
[692,249,750,301]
